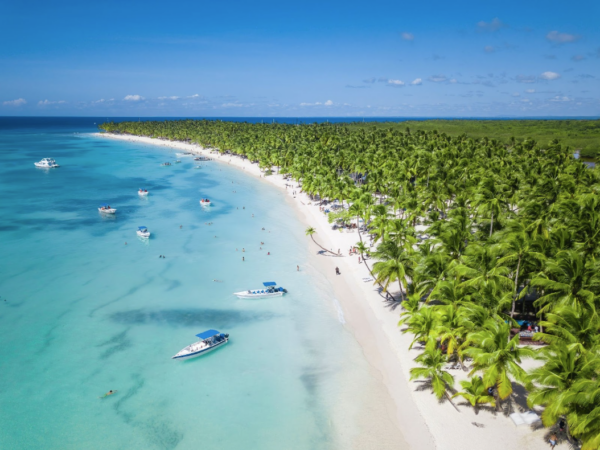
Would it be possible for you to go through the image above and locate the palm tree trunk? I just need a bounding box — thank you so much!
[398,279,405,302]
[311,236,338,256]
[489,211,494,237]
[510,256,521,318]
[445,391,460,412]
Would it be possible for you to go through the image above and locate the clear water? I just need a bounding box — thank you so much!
[0,118,392,449]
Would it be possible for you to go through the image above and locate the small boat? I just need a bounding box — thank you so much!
[234,282,287,299]
[98,204,117,214]
[172,330,229,360]
[161,162,172,166]
[194,166,202,169]
[200,198,212,207]
[34,158,59,168]
[174,160,182,164]
[176,152,194,157]
[138,189,149,196]
[136,226,150,238]
[194,156,211,161]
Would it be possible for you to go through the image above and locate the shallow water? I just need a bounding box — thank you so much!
[0,119,395,450]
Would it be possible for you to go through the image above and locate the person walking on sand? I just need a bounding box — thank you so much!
[297,265,299,271]
[335,267,340,275]
[549,434,557,449]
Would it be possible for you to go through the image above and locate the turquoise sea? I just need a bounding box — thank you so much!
[0,118,399,450]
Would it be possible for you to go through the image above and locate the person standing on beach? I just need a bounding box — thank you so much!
[549,434,557,449]
[297,265,299,271]
[335,267,340,275]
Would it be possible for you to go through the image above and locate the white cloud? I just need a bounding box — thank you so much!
[188,94,201,98]
[410,78,422,85]
[550,95,572,102]
[515,75,537,83]
[124,94,144,101]
[512,92,520,97]
[540,71,561,80]
[3,98,26,106]
[525,89,535,93]
[221,102,254,108]
[38,99,66,106]
[429,75,447,82]
[477,18,507,32]
[387,79,405,87]
[401,32,414,41]
[546,31,580,44]
[324,100,333,106]
[158,96,180,100]
[484,46,495,53]
[449,79,457,84]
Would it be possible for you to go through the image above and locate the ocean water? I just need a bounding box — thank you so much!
[0,118,394,450]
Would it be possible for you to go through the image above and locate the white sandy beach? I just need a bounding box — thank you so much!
[94,132,553,450]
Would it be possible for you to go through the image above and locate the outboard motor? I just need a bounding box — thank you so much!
[224,333,230,338]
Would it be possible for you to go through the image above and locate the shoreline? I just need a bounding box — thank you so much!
[94,132,550,450]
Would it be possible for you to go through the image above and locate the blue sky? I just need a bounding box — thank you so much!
[1,0,598,117]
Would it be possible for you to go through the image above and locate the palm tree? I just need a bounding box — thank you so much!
[410,341,456,405]
[465,319,534,408]
[304,227,338,256]
[452,376,496,413]
[372,240,413,301]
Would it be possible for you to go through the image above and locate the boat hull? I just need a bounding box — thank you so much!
[234,291,285,299]
[98,208,117,214]
[34,163,59,168]
[200,201,212,207]
[137,231,150,238]
[172,339,228,360]
[138,192,149,196]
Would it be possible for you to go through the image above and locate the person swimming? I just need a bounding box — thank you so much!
[100,390,117,398]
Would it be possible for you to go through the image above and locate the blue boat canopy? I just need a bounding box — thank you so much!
[263,282,277,287]
[138,226,147,230]
[196,329,220,340]
[101,203,109,207]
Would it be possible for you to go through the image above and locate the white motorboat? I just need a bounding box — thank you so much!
[200,198,212,207]
[34,158,59,168]
[176,152,194,157]
[161,162,172,166]
[172,330,229,360]
[98,204,117,214]
[136,226,150,238]
[138,189,149,196]
[234,282,287,299]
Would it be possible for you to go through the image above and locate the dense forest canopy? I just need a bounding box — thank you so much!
[100,119,600,449]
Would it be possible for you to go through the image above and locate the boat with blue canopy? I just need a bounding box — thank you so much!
[234,281,287,299]
[172,329,229,360]
[136,226,150,238]
[98,204,117,214]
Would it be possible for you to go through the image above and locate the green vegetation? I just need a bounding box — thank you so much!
[351,119,600,158]
[100,119,600,448]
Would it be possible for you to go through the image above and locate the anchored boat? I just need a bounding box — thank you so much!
[138,189,149,196]
[136,226,150,238]
[234,281,287,299]
[34,158,59,168]
[200,198,212,207]
[172,330,229,360]
[98,204,116,214]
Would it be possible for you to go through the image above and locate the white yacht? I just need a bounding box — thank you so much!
[200,198,212,207]
[234,282,287,299]
[172,330,229,360]
[138,189,149,196]
[34,158,59,168]
[136,226,150,238]
[98,204,117,214]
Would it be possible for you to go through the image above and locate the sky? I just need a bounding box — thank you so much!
[0,0,598,117]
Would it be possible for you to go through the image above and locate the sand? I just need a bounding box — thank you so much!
[94,133,554,450]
